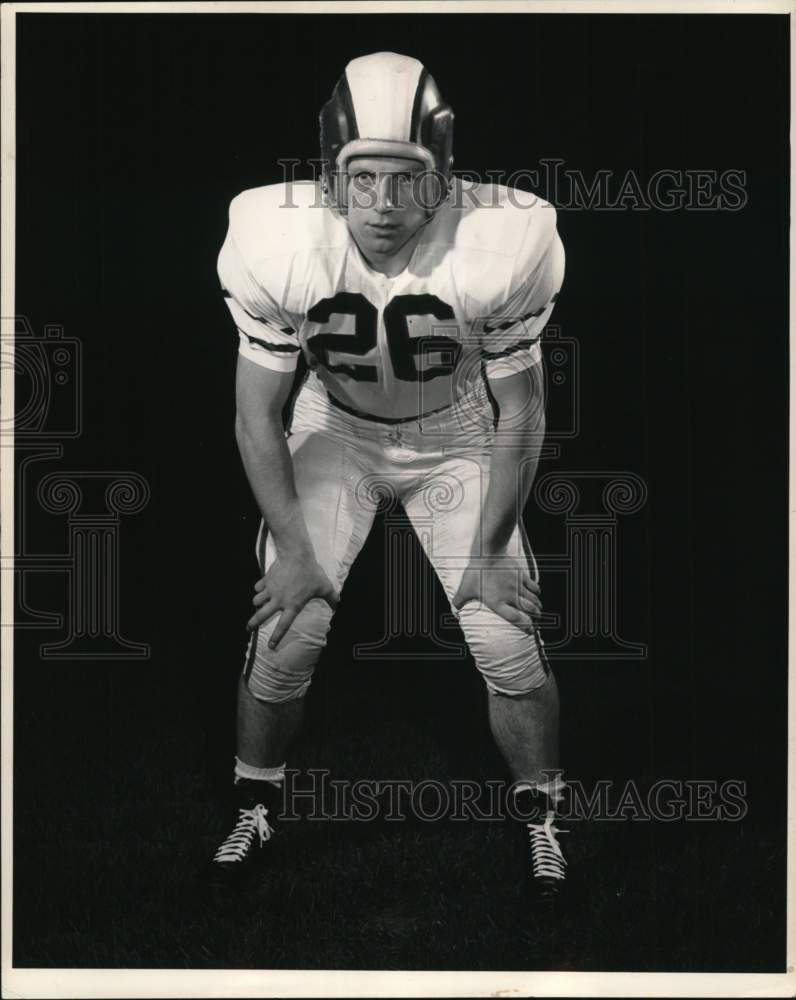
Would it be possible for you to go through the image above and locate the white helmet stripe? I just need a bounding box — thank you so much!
[345,52,424,144]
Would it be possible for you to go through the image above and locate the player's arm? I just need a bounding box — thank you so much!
[219,194,338,645]
[451,365,544,629]
[452,215,564,628]
[235,356,312,558]
[477,362,546,555]
[235,355,338,645]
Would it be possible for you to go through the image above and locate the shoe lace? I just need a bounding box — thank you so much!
[526,810,568,880]
[213,803,274,864]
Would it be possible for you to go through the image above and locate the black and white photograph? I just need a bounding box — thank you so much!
[1,2,792,996]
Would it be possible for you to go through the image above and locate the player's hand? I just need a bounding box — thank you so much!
[247,555,339,648]
[452,557,542,632]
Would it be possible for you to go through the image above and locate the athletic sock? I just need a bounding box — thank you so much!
[234,756,286,788]
[513,774,567,808]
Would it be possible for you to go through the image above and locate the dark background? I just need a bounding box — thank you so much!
[13,12,788,971]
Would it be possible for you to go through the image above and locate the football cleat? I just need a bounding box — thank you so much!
[205,779,279,894]
[514,789,570,907]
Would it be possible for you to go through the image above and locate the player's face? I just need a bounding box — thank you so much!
[345,156,428,263]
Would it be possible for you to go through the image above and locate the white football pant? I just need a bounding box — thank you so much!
[243,373,550,701]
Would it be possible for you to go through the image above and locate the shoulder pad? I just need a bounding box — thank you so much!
[227,182,348,273]
[430,183,560,311]
[450,182,558,264]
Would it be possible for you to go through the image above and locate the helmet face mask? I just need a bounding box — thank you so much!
[319,52,454,216]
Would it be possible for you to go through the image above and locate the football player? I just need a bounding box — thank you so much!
[209,52,569,904]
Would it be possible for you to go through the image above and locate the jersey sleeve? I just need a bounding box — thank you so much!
[480,222,565,380]
[217,204,301,374]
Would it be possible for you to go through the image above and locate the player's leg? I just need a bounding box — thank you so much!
[402,453,568,902]
[236,426,376,773]
[208,424,376,891]
[403,457,560,780]
[236,680,304,773]
[486,666,559,785]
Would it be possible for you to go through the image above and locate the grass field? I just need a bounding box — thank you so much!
[12,621,786,972]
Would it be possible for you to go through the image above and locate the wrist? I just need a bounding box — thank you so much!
[273,531,314,561]
[477,548,510,563]
[475,528,513,558]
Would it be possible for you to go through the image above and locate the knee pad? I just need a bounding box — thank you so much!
[242,598,334,703]
[456,600,549,696]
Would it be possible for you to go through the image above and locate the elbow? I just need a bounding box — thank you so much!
[511,410,545,443]
[489,366,545,427]
[235,413,247,448]
[496,409,545,454]
[529,402,546,436]
[235,413,259,455]
[235,407,283,452]
[493,390,546,437]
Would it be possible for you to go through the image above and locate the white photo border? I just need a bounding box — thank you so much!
[1,2,792,997]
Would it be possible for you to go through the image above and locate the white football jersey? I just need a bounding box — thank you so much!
[218,179,565,420]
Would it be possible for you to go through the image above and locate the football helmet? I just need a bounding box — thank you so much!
[319,51,454,213]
